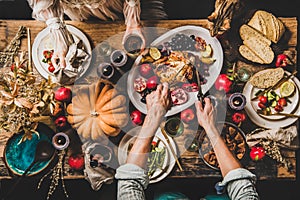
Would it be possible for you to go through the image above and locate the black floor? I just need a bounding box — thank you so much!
[0,0,300,199]
[1,177,300,200]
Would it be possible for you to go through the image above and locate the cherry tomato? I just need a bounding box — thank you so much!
[250,146,266,161]
[48,65,55,73]
[258,96,267,104]
[274,104,283,112]
[278,98,287,107]
[258,102,266,109]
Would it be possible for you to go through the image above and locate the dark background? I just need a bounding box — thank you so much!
[0,0,299,199]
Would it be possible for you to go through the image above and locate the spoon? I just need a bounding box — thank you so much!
[2,140,55,200]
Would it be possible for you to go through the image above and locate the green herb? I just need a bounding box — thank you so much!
[147,141,166,177]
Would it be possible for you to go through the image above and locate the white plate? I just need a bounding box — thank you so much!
[250,79,299,120]
[127,25,223,116]
[117,126,177,184]
[32,24,92,83]
[243,72,300,128]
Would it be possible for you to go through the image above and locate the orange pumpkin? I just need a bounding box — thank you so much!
[67,80,128,143]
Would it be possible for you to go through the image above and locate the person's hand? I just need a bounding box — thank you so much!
[195,98,216,130]
[122,25,146,51]
[145,83,171,122]
[50,29,69,68]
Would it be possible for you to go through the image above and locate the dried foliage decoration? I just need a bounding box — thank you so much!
[0,52,58,142]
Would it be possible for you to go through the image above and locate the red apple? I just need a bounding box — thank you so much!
[139,63,154,78]
[214,74,232,93]
[55,87,72,102]
[68,154,85,170]
[180,108,195,123]
[130,110,143,125]
[250,146,266,161]
[146,76,159,89]
[55,116,67,128]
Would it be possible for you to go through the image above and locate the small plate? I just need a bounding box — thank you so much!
[4,123,55,176]
[127,25,223,116]
[250,79,299,120]
[118,126,177,183]
[243,72,300,128]
[198,121,247,170]
[32,24,92,83]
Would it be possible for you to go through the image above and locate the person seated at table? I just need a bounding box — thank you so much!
[115,83,259,200]
[26,0,167,68]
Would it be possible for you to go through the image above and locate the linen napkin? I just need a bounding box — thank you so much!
[246,125,299,149]
[82,141,115,191]
[54,35,89,85]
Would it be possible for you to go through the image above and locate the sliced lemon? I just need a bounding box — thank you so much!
[141,55,154,63]
[149,47,161,60]
[280,81,295,97]
[201,44,213,58]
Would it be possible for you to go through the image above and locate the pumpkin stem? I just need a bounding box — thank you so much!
[90,111,99,117]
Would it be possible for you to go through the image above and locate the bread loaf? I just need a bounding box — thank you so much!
[249,67,284,89]
[243,37,274,64]
[238,10,285,64]
[248,10,285,44]
[239,45,265,64]
[239,24,274,64]
[239,24,271,46]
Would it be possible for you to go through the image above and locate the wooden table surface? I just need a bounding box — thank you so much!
[0,18,298,181]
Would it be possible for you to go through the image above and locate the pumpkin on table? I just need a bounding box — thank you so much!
[67,80,129,143]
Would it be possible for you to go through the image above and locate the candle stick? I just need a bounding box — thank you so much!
[27,27,32,72]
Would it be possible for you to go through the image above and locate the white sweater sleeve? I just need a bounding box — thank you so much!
[27,0,63,21]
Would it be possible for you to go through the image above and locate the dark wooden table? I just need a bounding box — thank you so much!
[0,18,298,181]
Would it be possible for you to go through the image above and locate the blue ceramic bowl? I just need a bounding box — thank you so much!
[4,123,55,176]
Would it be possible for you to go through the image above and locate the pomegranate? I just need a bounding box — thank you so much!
[214,74,232,93]
[54,87,72,102]
[250,146,266,161]
[55,116,68,128]
[180,108,195,123]
[130,110,143,125]
[68,154,85,170]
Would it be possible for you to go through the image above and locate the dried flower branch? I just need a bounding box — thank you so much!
[0,51,58,142]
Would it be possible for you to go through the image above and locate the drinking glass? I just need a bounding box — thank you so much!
[237,67,252,82]
[162,117,184,138]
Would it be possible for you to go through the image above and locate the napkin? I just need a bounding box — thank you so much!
[82,141,115,191]
[54,35,89,85]
[246,125,299,149]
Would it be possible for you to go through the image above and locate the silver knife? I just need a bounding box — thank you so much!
[195,67,204,105]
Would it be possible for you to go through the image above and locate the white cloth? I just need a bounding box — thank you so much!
[246,126,298,149]
[27,0,167,22]
[53,35,89,84]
